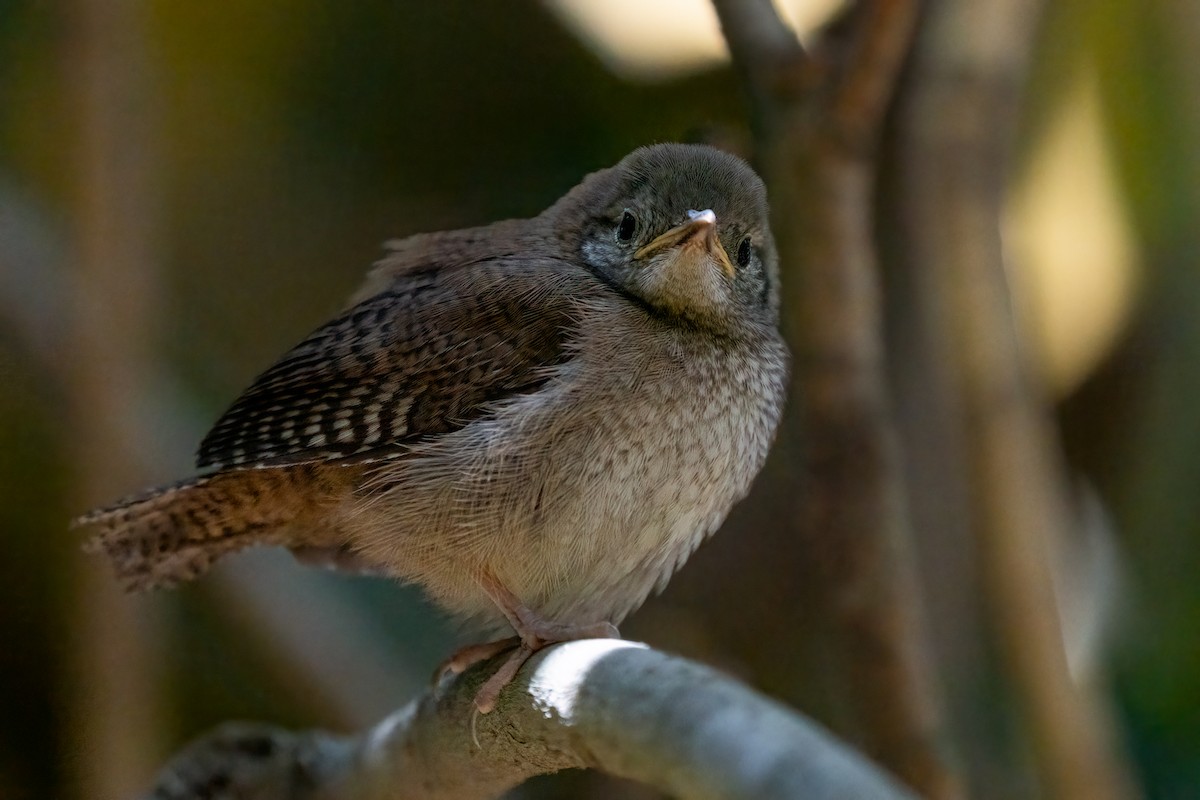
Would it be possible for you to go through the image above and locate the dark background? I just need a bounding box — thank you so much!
[0,1,1196,797]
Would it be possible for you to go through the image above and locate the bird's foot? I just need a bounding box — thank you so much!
[435,636,520,682]
[512,611,619,648]
[472,643,535,714]
[459,569,620,713]
[471,617,620,713]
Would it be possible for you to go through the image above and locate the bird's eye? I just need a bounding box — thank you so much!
[617,211,637,242]
[736,237,753,268]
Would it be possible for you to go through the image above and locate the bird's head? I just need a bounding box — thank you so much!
[554,143,779,334]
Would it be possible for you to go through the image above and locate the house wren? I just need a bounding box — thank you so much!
[77,143,789,711]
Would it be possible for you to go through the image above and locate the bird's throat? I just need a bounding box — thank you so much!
[638,248,731,323]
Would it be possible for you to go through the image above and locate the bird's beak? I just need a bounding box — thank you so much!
[635,209,735,279]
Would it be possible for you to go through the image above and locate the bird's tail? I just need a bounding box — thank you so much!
[75,469,315,592]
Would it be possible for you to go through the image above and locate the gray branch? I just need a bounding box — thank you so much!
[146,640,916,800]
[711,0,809,134]
[712,0,808,74]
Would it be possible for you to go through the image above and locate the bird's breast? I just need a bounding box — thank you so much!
[507,312,787,622]
[351,305,787,630]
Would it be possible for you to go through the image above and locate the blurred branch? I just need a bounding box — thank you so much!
[713,0,808,63]
[828,0,922,145]
[711,0,809,133]
[64,0,167,794]
[0,184,423,731]
[714,2,959,797]
[144,641,917,800]
[213,553,435,727]
[894,0,1139,798]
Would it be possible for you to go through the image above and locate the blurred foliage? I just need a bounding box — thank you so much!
[1033,0,1200,796]
[0,344,70,800]
[1,0,1198,798]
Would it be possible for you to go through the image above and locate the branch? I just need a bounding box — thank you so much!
[894,0,1140,797]
[713,0,919,149]
[828,0,922,146]
[711,0,810,134]
[712,0,808,78]
[711,1,958,797]
[146,641,917,800]
[65,0,167,793]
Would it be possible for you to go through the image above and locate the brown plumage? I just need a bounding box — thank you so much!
[76,143,789,711]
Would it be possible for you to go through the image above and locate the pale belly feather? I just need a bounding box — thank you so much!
[348,315,785,632]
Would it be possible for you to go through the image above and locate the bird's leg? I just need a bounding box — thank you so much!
[466,569,619,713]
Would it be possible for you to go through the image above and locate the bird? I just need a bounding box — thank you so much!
[76,143,789,712]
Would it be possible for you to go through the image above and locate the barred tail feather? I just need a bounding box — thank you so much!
[75,471,302,592]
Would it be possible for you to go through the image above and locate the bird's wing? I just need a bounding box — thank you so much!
[196,255,582,470]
